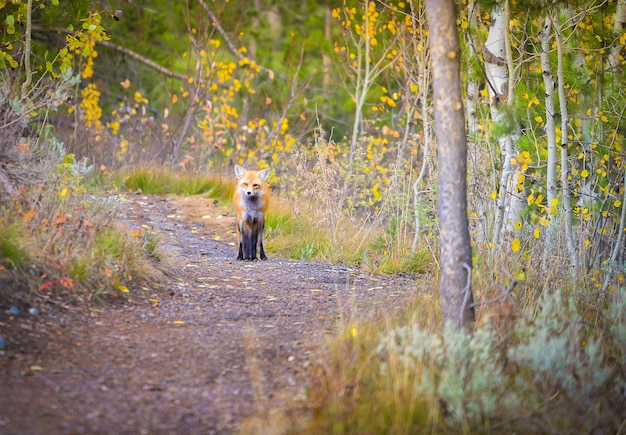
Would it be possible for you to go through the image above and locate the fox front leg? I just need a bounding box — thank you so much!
[236,221,244,260]
[258,218,267,260]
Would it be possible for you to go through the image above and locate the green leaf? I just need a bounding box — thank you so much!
[5,15,14,26]
[492,109,519,139]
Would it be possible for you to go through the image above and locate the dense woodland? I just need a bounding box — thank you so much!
[1,0,625,432]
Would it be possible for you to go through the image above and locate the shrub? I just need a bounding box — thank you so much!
[307,290,625,433]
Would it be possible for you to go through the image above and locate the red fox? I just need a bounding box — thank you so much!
[233,165,271,261]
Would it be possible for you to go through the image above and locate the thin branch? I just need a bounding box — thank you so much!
[20,0,33,100]
[96,38,192,83]
[469,279,519,308]
[196,0,282,81]
[41,27,194,83]
[460,263,473,327]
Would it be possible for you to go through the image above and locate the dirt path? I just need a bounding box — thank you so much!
[0,194,418,434]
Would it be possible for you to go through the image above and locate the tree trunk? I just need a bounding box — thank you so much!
[464,1,489,244]
[540,15,558,269]
[610,0,626,70]
[409,0,432,252]
[484,3,523,248]
[555,17,578,272]
[424,0,475,328]
[20,0,33,100]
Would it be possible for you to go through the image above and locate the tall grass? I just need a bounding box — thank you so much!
[119,166,234,200]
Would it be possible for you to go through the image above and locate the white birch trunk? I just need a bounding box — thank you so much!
[484,3,522,247]
[555,17,578,272]
[609,0,626,70]
[410,0,431,252]
[465,2,488,243]
[465,2,480,138]
[540,15,558,267]
[540,16,558,211]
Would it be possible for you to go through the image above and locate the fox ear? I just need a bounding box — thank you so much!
[234,165,246,179]
[258,167,270,181]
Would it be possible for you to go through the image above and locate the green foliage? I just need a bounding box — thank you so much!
[0,221,29,269]
[492,108,519,140]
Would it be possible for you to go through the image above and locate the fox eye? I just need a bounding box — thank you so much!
[253,184,259,188]
[242,183,248,187]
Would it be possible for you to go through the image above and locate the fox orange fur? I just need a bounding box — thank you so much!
[233,165,270,261]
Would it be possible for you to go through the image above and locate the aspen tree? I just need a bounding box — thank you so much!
[424,0,475,328]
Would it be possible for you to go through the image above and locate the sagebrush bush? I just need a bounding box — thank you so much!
[309,290,625,434]
[377,323,515,430]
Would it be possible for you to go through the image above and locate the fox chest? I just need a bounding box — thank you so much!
[237,194,266,222]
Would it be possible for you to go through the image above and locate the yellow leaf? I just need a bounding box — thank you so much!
[148,298,160,303]
[514,221,522,231]
[549,198,559,216]
[534,228,541,239]
[349,326,358,338]
[60,188,68,198]
[581,169,589,178]
[30,365,44,371]
[535,116,543,123]
[511,238,521,252]
[173,320,185,325]
[614,200,622,208]
[116,284,129,293]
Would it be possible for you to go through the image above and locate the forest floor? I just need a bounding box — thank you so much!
[0,193,420,434]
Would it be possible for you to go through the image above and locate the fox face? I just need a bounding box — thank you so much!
[233,165,270,260]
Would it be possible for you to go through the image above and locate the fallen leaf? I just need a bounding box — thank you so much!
[22,209,36,223]
[116,285,130,293]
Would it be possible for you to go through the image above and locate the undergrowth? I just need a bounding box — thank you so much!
[0,70,167,310]
[0,158,167,311]
[304,284,626,434]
